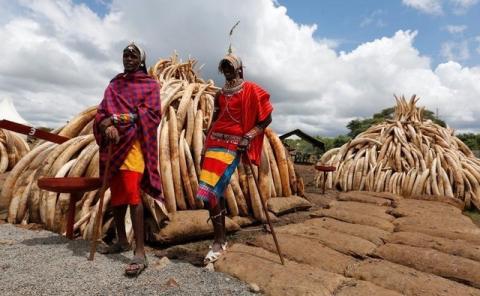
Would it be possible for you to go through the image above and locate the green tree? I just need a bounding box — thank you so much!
[456,133,480,151]
[333,135,351,147]
[347,106,446,138]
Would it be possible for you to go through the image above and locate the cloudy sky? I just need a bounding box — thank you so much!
[0,0,479,136]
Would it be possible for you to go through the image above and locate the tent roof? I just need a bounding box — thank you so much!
[0,98,30,126]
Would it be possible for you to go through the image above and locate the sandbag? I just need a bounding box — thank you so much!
[328,200,394,221]
[335,280,403,296]
[389,199,462,218]
[310,208,395,232]
[147,210,240,244]
[304,218,389,246]
[345,258,480,296]
[386,231,480,262]
[276,222,377,258]
[408,194,465,210]
[395,224,480,245]
[228,216,252,228]
[267,196,312,215]
[393,214,480,244]
[366,191,402,202]
[252,233,357,274]
[375,243,480,288]
[338,191,392,206]
[214,244,347,296]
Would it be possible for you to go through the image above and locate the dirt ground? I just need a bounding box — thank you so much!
[4,164,480,295]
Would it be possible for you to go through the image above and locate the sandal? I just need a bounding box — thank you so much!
[125,255,148,277]
[98,242,131,254]
[204,242,227,265]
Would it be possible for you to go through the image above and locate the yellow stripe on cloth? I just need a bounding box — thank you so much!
[199,170,222,187]
[204,150,236,163]
[120,139,145,173]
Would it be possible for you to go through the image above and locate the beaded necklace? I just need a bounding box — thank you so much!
[219,78,244,124]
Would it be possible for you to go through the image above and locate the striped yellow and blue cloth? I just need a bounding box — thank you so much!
[197,148,239,207]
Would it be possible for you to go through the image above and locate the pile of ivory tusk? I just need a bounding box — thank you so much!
[150,54,302,221]
[0,129,30,174]
[316,95,480,209]
[0,53,302,241]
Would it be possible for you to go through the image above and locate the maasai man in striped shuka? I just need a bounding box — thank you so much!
[93,42,162,276]
[198,53,273,264]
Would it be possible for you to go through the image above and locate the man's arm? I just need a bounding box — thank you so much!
[245,114,272,138]
[237,113,272,152]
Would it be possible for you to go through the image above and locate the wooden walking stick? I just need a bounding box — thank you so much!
[88,143,113,261]
[244,152,285,265]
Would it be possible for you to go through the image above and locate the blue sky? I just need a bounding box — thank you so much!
[277,0,480,66]
[74,0,110,16]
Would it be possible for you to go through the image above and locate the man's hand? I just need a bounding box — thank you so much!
[99,118,112,132]
[105,125,120,144]
[237,136,251,152]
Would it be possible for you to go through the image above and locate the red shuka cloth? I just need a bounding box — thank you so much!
[110,170,142,206]
[205,81,273,166]
[93,70,163,201]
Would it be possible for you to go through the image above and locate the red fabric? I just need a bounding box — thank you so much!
[202,157,232,176]
[93,70,163,201]
[210,92,243,135]
[110,170,142,206]
[205,81,273,166]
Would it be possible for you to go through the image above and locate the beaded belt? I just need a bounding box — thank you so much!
[210,132,242,144]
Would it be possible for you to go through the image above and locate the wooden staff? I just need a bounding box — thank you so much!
[88,143,113,261]
[244,152,285,265]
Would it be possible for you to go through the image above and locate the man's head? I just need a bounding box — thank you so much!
[218,54,243,81]
[123,42,146,73]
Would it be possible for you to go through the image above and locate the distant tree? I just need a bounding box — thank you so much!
[456,133,480,151]
[332,135,351,148]
[347,106,446,138]
[316,137,334,151]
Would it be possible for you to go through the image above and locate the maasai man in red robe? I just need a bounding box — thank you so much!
[197,53,273,264]
[93,42,162,276]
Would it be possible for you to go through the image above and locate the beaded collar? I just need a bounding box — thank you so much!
[221,78,244,96]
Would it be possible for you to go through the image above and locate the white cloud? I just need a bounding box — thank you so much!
[450,0,479,13]
[360,9,386,28]
[441,41,471,61]
[402,0,478,14]
[1,0,480,136]
[444,24,467,34]
[402,0,444,15]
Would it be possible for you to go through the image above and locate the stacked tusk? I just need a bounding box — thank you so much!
[316,95,480,209]
[0,53,302,239]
